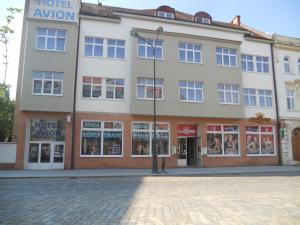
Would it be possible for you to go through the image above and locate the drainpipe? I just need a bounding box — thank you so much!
[270,43,282,165]
[71,17,81,170]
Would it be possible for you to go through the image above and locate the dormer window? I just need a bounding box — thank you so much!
[156,5,175,19]
[157,11,174,19]
[194,11,212,25]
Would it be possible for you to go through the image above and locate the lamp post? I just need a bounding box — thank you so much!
[131,27,163,173]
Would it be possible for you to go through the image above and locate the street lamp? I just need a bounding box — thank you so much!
[131,27,163,173]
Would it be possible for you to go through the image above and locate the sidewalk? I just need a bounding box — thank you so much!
[0,165,300,178]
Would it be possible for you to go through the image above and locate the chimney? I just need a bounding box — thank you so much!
[231,15,241,26]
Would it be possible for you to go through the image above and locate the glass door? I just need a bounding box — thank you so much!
[27,142,64,169]
[177,138,187,166]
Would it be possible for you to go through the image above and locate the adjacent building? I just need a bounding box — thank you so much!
[10,0,299,170]
[272,34,300,165]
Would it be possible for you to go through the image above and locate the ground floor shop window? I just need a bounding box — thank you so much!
[246,126,275,155]
[207,125,239,156]
[132,122,170,156]
[81,121,123,156]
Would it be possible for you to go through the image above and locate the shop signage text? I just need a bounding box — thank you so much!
[29,0,80,23]
[177,125,197,137]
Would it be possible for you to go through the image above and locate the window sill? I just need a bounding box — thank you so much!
[32,93,63,97]
[80,155,124,158]
[81,97,126,101]
[180,100,204,104]
[35,48,66,53]
[136,98,164,101]
[206,154,241,157]
[131,154,170,158]
[217,64,237,69]
[179,61,203,65]
[246,154,276,157]
[218,102,240,105]
[137,56,164,61]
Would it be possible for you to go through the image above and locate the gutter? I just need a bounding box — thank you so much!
[270,43,282,165]
[71,18,81,170]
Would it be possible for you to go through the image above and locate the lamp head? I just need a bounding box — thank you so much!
[156,26,163,33]
[130,30,139,38]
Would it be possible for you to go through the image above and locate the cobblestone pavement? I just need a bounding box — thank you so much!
[0,174,300,225]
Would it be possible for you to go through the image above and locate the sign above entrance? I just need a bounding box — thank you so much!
[177,125,197,137]
[28,0,80,23]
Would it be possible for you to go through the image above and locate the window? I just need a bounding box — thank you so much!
[179,81,203,102]
[107,39,125,59]
[157,11,174,19]
[287,90,295,110]
[85,36,103,57]
[258,89,272,108]
[32,71,63,96]
[241,54,254,72]
[137,78,163,100]
[217,84,239,104]
[82,77,125,99]
[132,122,169,156]
[216,47,237,67]
[284,56,291,73]
[81,121,123,156]
[82,76,102,99]
[201,18,211,24]
[178,42,201,63]
[36,28,66,51]
[207,125,239,156]
[106,79,125,99]
[244,88,257,107]
[137,38,163,59]
[246,126,275,155]
[256,56,269,73]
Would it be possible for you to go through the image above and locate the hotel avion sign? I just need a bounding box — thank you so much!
[177,125,197,137]
[28,0,80,23]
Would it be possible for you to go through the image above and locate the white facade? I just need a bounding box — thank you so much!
[240,39,277,119]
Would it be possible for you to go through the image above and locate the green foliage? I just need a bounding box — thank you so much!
[0,83,15,142]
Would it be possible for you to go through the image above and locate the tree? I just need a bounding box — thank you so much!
[0,7,21,142]
[0,83,15,142]
[0,7,22,83]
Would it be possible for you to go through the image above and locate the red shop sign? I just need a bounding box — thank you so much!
[177,125,197,137]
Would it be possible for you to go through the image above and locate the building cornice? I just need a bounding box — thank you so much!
[79,14,121,23]
[115,12,249,35]
[132,28,242,44]
[273,43,300,51]
[244,36,273,44]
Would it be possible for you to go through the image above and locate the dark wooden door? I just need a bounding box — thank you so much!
[292,128,300,161]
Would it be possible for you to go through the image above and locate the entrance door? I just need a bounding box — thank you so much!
[292,128,300,161]
[177,137,198,166]
[187,137,197,166]
[27,142,65,169]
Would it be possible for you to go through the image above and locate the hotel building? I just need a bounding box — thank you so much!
[12,0,284,170]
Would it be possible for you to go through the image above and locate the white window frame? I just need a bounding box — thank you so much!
[256,56,270,73]
[131,121,170,157]
[136,78,164,100]
[216,47,237,67]
[243,88,257,107]
[246,126,276,156]
[201,18,211,24]
[179,80,204,103]
[178,42,202,64]
[217,83,240,105]
[137,38,163,60]
[105,78,125,100]
[80,120,124,157]
[107,39,125,60]
[36,28,66,52]
[284,56,291,73]
[207,124,240,157]
[258,89,272,108]
[32,71,64,96]
[84,36,104,58]
[241,54,254,72]
[286,89,295,110]
[82,76,103,99]
[82,76,125,100]
[157,11,174,19]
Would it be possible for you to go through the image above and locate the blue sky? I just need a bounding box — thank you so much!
[0,0,300,99]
